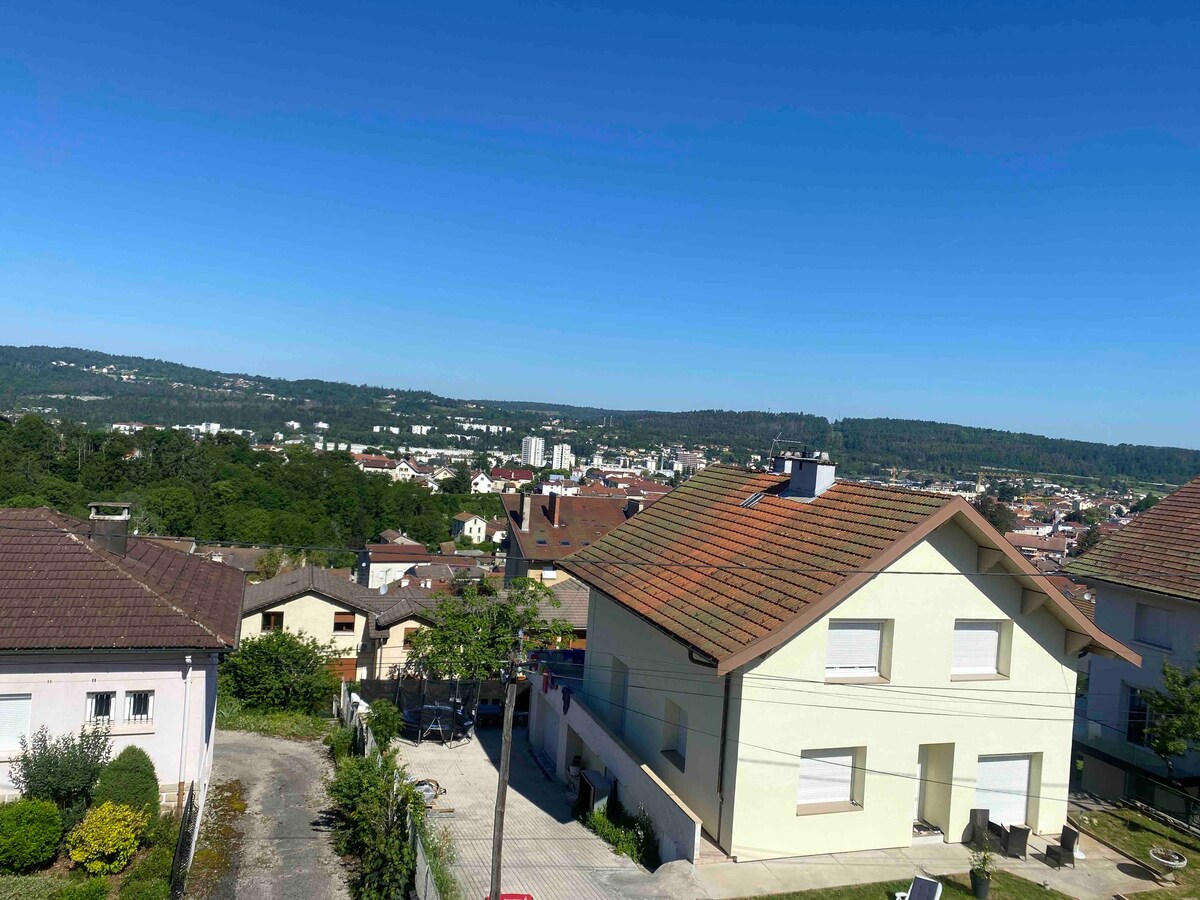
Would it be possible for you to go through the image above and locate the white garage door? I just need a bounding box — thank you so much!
[975,755,1031,827]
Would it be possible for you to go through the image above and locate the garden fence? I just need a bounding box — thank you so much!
[1124,769,1200,833]
[411,818,443,900]
[169,782,199,900]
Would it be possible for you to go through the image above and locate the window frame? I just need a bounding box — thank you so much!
[0,693,32,752]
[261,611,284,632]
[1133,603,1174,651]
[86,691,117,725]
[1126,685,1152,746]
[333,611,356,634]
[796,746,865,815]
[125,690,154,724]
[951,620,1009,679]
[824,620,890,682]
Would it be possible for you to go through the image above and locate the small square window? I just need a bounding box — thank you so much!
[87,692,116,725]
[125,690,153,724]
[261,612,284,632]
[333,612,356,633]
[952,621,1002,675]
[402,627,419,649]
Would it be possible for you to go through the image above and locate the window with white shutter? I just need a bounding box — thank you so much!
[952,621,1002,675]
[0,694,32,751]
[825,621,883,678]
[796,748,860,810]
[1134,604,1173,650]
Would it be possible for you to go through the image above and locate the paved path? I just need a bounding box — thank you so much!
[403,727,657,900]
[189,730,350,900]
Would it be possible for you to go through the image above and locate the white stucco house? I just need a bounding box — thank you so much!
[1066,474,1200,794]
[0,503,244,810]
[451,512,488,544]
[529,456,1137,863]
[470,471,494,494]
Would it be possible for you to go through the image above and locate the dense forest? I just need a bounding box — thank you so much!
[0,415,500,553]
[3,345,1199,485]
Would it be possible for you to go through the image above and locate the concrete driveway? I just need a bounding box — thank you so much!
[186,729,350,900]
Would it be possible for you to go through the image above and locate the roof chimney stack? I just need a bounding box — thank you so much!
[549,491,562,527]
[89,501,132,556]
[520,492,533,532]
[784,451,836,500]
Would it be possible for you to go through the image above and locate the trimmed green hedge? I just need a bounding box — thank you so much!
[93,746,160,818]
[0,799,62,873]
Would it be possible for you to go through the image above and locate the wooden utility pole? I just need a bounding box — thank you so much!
[489,654,519,899]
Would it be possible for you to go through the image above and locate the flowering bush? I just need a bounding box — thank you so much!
[66,802,149,875]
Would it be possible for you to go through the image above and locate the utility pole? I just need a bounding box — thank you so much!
[489,642,520,899]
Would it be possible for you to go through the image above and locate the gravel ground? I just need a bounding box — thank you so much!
[186,729,350,900]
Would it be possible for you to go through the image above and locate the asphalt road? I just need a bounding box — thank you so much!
[188,729,350,900]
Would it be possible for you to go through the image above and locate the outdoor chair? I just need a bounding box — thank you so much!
[1001,824,1031,860]
[1046,825,1079,868]
[893,874,942,900]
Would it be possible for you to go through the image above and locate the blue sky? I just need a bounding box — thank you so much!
[2,2,1198,447]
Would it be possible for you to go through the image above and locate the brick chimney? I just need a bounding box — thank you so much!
[89,501,132,556]
[520,492,533,532]
[549,491,563,527]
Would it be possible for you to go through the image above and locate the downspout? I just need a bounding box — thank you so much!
[177,654,193,809]
[717,674,731,851]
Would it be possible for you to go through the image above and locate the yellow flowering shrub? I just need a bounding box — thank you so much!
[67,801,149,874]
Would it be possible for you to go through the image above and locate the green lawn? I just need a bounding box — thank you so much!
[736,871,1071,900]
[0,876,71,900]
[1077,806,1199,898]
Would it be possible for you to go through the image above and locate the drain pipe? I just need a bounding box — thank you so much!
[716,674,731,850]
[177,654,193,809]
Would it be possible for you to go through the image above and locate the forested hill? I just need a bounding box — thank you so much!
[2,344,1198,485]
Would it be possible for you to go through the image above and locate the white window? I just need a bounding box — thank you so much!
[952,621,1001,675]
[0,694,32,751]
[86,692,116,725]
[663,699,688,768]
[797,747,858,808]
[1134,603,1173,650]
[125,691,154,724]
[825,621,883,677]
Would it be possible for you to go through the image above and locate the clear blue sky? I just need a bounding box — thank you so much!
[2,2,1198,447]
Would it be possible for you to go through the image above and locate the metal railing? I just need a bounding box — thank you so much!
[411,818,443,900]
[169,782,198,900]
[1125,769,1200,832]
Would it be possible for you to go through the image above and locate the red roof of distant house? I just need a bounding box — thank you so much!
[0,508,244,650]
[453,511,485,522]
[362,544,432,563]
[500,493,632,562]
[1005,533,1069,553]
[492,468,534,481]
[353,453,398,469]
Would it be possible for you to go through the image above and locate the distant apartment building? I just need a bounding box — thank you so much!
[551,442,574,470]
[284,420,301,430]
[673,449,706,471]
[411,424,433,436]
[521,436,546,467]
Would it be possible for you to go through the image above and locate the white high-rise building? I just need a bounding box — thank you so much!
[551,442,574,470]
[521,436,546,467]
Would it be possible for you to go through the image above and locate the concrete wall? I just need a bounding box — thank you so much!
[1085,582,1200,778]
[0,651,220,802]
[727,520,1078,860]
[241,592,375,679]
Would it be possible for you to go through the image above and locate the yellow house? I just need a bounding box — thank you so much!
[559,456,1139,862]
[240,567,437,680]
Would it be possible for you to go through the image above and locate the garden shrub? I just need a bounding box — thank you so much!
[327,755,388,858]
[117,880,169,900]
[582,801,659,870]
[93,747,160,818]
[366,699,404,747]
[326,726,354,763]
[66,802,149,875]
[10,726,112,819]
[121,844,173,887]
[53,879,110,900]
[220,631,339,713]
[143,815,179,850]
[0,798,62,873]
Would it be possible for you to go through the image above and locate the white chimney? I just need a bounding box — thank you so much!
[784,451,836,500]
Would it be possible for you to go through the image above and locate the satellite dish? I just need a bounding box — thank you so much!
[379,583,388,595]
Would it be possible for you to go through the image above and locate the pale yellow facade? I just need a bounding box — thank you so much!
[582,519,1081,862]
[372,615,429,678]
[241,591,376,679]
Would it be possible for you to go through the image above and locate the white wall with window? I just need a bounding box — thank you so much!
[1133,603,1173,651]
[951,620,1010,677]
[825,621,888,679]
[796,747,863,812]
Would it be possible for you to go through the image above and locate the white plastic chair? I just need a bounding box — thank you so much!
[894,875,943,900]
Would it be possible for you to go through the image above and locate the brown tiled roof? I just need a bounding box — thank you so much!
[453,511,484,522]
[243,566,388,617]
[562,466,1137,672]
[1066,475,1200,601]
[1005,533,1069,553]
[549,579,590,630]
[364,544,432,563]
[0,508,244,650]
[501,494,631,562]
[491,468,534,481]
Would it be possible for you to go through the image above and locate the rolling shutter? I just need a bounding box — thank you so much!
[825,622,882,676]
[953,622,1001,675]
[0,694,32,751]
[797,749,855,806]
[975,755,1030,826]
[1134,604,1173,649]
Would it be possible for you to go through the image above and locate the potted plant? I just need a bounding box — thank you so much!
[969,844,995,899]
[569,755,582,779]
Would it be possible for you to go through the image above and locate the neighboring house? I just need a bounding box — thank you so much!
[0,503,244,811]
[470,471,494,494]
[355,544,433,588]
[394,458,433,482]
[486,518,508,545]
[499,491,633,585]
[451,512,488,544]
[534,456,1135,863]
[379,529,423,546]
[1065,474,1200,792]
[490,468,534,492]
[352,453,401,480]
[1004,533,1068,564]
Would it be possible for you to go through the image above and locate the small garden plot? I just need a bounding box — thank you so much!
[1078,806,1200,898]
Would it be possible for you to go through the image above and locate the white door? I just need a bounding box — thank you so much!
[975,755,1031,827]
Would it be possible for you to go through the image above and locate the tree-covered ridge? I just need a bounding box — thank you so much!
[2,345,1198,485]
[0,415,499,551]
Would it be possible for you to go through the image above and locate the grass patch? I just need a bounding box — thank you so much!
[736,870,1071,899]
[1078,806,1200,898]
[581,801,659,870]
[184,780,247,900]
[415,820,462,900]
[216,693,333,740]
[0,875,72,900]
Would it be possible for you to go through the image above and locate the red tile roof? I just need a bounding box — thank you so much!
[491,468,534,481]
[562,465,1136,673]
[363,544,433,563]
[501,494,631,562]
[0,508,244,650]
[1066,475,1200,601]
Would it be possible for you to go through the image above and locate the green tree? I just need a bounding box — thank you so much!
[1145,660,1200,784]
[973,494,1017,534]
[143,485,198,535]
[220,630,340,713]
[438,461,471,495]
[11,726,113,829]
[1073,527,1103,557]
[1133,492,1161,513]
[405,579,574,679]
